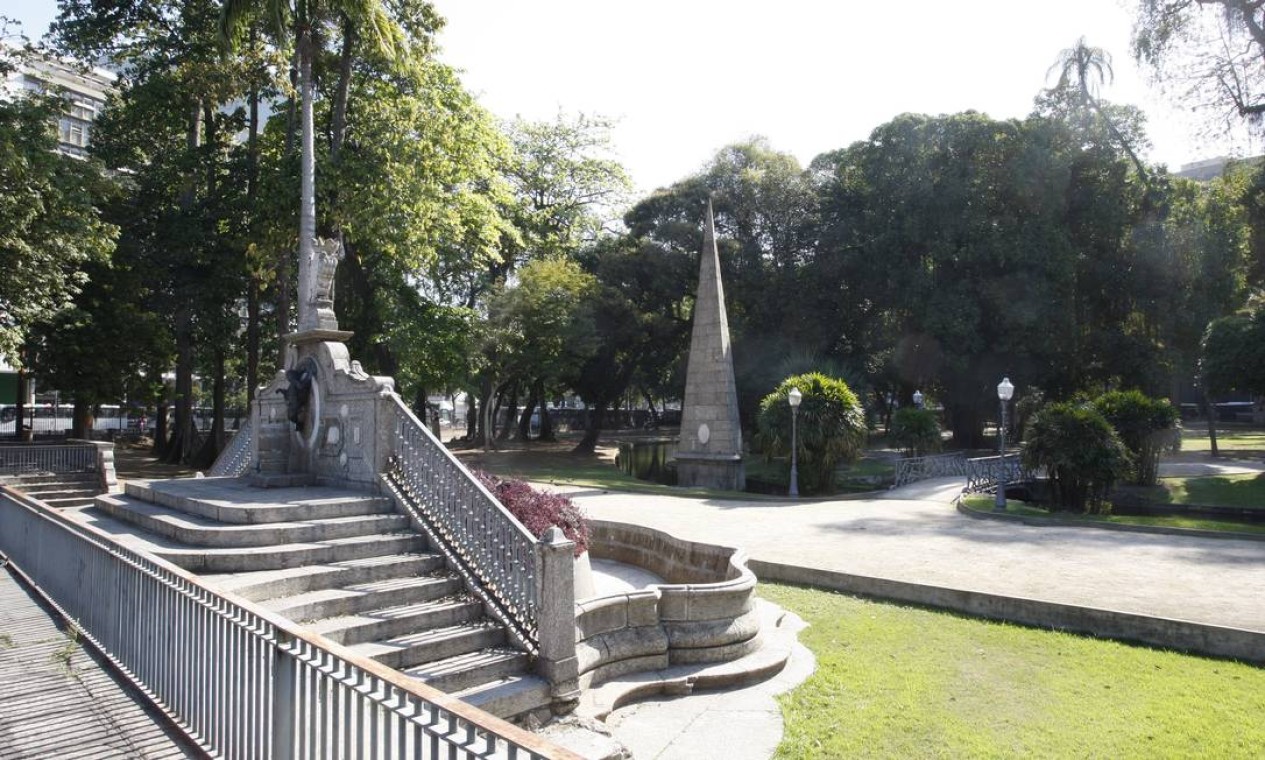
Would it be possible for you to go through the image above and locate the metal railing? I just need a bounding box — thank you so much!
[0,486,575,760]
[965,454,1027,494]
[893,452,967,487]
[385,396,540,651]
[208,419,254,477]
[0,443,98,476]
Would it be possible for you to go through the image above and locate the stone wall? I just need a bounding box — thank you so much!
[574,520,760,688]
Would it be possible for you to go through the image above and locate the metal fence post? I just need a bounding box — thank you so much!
[272,631,296,760]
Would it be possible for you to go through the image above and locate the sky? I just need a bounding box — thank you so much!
[6,0,1256,195]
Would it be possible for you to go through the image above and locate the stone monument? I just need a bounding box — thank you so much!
[674,200,745,490]
[249,237,397,489]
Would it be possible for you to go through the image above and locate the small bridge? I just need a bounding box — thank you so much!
[893,451,1027,494]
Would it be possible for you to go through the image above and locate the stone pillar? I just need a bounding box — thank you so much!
[536,526,579,710]
[675,199,745,490]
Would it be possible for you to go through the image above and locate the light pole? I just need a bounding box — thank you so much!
[788,387,802,498]
[995,376,1014,511]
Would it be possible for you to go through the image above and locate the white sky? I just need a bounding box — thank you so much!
[7,0,1256,194]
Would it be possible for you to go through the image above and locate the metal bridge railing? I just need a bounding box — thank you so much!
[965,454,1028,494]
[0,485,576,760]
[0,443,98,476]
[384,396,540,652]
[893,452,968,487]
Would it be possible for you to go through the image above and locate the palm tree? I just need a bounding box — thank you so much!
[218,0,401,331]
[1048,37,1149,182]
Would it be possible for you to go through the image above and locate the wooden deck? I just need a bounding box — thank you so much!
[0,563,202,759]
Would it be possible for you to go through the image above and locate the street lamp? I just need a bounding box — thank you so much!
[788,387,802,498]
[995,377,1015,511]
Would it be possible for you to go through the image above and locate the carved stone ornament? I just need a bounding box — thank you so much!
[277,356,319,433]
[306,237,344,331]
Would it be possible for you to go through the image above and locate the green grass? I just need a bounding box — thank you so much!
[1178,429,1265,452]
[761,583,1265,759]
[1149,474,1265,509]
[961,495,1265,535]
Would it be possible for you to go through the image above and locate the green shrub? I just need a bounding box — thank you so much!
[1092,390,1179,486]
[1022,402,1130,513]
[890,407,942,456]
[756,373,866,495]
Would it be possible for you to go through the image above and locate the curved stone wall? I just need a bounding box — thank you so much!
[575,519,760,688]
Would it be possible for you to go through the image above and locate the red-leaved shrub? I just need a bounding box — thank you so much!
[474,471,590,556]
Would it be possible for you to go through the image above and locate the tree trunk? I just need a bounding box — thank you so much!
[246,66,261,404]
[573,398,609,454]
[71,399,92,440]
[192,349,226,469]
[465,393,477,440]
[498,384,517,441]
[518,383,538,440]
[13,363,25,441]
[296,27,317,331]
[164,309,195,465]
[1204,388,1220,458]
[330,17,354,164]
[536,380,555,442]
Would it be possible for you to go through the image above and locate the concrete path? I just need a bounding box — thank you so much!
[554,477,1265,633]
[0,564,198,759]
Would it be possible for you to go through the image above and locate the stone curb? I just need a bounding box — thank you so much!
[749,559,1265,665]
[955,495,1265,543]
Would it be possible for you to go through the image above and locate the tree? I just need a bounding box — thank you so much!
[1093,390,1179,486]
[890,407,943,457]
[1202,309,1265,397]
[1133,1,1265,132]
[1022,401,1130,513]
[1048,37,1149,181]
[219,0,404,331]
[0,43,116,366]
[755,373,866,495]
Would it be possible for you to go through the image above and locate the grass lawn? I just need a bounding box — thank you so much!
[761,583,1265,759]
[960,495,1265,535]
[1179,428,1265,452]
[1147,473,1265,509]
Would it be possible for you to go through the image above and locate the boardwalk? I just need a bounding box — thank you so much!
[0,563,201,759]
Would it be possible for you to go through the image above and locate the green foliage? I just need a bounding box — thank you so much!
[0,54,117,363]
[756,373,866,494]
[1200,309,1265,398]
[889,407,942,457]
[1022,402,1130,513]
[1093,390,1179,486]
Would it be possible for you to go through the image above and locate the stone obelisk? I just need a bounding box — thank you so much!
[674,199,745,491]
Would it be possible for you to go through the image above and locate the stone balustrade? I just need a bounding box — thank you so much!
[574,520,760,689]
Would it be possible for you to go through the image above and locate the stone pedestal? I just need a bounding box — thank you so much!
[250,329,396,490]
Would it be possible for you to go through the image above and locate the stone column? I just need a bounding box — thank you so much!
[536,526,579,710]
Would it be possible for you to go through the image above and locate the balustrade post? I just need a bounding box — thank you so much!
[536,526,579,711]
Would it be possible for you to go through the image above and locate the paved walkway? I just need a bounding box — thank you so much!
[0,564,198,759]
[557,475,1265,633]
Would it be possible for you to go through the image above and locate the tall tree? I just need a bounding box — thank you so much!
[1049,37,1149,181]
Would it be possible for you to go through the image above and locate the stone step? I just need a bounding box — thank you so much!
[1,473,98,486]
[157,532,428,574]
[17,486,100,499]
[307,597,486,646]
[349,623,506,671]
[205,553,446,602]
[451,674,552,720]
[124,480,393,524]
[262,574,465,622]
[404,648,532,695]
[37,495,100,509]
[95,494,408,548]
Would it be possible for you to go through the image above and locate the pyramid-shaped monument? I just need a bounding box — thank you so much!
[674,199,745,490]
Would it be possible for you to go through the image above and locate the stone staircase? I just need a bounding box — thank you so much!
[2,471,103,508]
[69,477,550,719]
